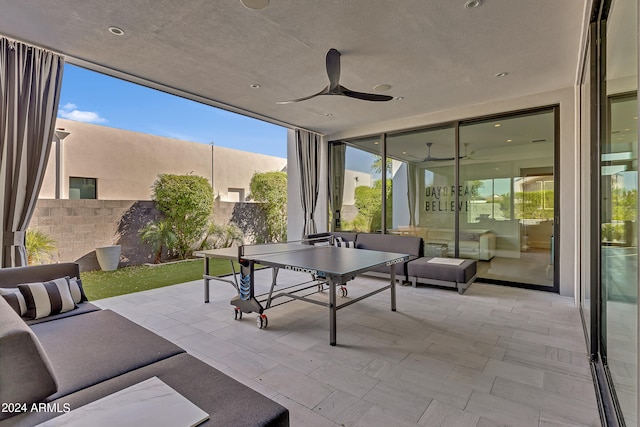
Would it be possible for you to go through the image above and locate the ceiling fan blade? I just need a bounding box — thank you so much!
[420,142,455,161]
[341,86,393,102]
[326,48,341,92]
[276,86,329,104]
[277,49,393,104]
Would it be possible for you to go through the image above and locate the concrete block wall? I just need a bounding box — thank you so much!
[30,199,156,271]
[29,199,268,271]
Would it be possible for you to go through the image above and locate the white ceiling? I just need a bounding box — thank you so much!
[0,0,588,137]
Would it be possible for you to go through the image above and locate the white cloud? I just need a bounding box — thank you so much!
[58,103,107,124]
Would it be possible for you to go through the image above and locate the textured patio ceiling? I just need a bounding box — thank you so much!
[0,0,587,136]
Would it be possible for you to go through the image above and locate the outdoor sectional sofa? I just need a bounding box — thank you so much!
[307,231,477,294]
[0,263,289,427]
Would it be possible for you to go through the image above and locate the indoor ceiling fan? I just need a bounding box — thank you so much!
[408,143,476,162]
[277,48,394,104]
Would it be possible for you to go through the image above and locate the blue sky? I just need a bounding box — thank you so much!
[57,64,288,158]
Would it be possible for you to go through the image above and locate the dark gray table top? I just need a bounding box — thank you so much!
[195,244,408,277]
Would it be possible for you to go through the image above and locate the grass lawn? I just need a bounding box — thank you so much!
[82,258,238,300]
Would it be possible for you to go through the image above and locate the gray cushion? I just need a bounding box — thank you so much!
[25,302,101,326]
[355,233,423,257]
[0,263,80,288]
[0,297,58,421]
[5,354,289,427]
[355,233,422,280]
[30,309,185,400]
[366,262,406,276]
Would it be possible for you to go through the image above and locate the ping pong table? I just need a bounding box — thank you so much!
[194,241,409,346]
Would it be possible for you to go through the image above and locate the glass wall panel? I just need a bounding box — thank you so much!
[459,111,556,287]
[330,136,384,232]
[332,108,557,289]
[386,126,455,256]
[580,36,592,344]
[603,0,638,420]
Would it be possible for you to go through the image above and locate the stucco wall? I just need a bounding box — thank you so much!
[42,119,286,201]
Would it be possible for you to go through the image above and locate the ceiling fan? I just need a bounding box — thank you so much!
[408,143,476,162]
[277,48,394,104]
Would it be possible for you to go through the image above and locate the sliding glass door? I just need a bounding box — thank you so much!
[582,0,638,424]
[330,107,558,290]
[601,93,638,425]
[329,136,384,233]
[459,110,557,288]
[385,126,456,256]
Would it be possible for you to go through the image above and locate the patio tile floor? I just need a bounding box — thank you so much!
[95,269,600,427]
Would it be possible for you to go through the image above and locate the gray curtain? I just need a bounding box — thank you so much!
[329,142,346,230]
[407,163,417,226]
[0,38,64,267]
[295,129,320,237]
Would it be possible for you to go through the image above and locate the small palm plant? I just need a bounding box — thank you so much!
[25,229,57,265]
[139,220,178,263]
[199,222,244,250]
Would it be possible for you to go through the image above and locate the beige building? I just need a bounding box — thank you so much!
[40,119,288,201]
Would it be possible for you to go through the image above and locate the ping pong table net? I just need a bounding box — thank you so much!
[237,237,330,259]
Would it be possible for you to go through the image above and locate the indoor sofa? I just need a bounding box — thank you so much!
[419,228,496,260]
[0,263,289,427]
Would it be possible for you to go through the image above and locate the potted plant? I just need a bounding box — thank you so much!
[95,244,121,271]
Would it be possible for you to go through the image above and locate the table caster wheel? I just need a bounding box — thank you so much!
[256,314,268,329]
[234,307,242,320]
[340,286,348,297]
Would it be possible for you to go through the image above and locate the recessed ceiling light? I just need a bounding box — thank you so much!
[464,0,482,9]
[495,72,508,78]
[494,124,501,127]
[240,0,269,10]
[634,116,638,119]
[108,27,125,36]
[402,151,407,154]
[506,139,512,142]
[250,83,261,89]
[374,141,379,145]
[373,84,392,92]
[395,96,404,101]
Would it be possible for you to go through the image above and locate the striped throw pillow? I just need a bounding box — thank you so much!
[0,287,27,316]
[18,278,77,319]
[68,276,88,303]
[332,236,354,248]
